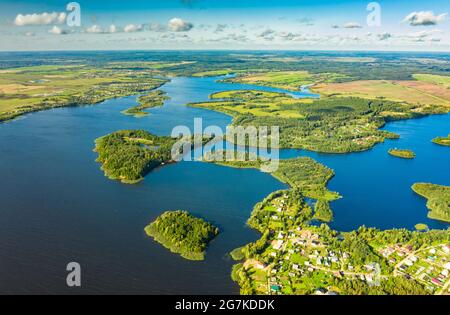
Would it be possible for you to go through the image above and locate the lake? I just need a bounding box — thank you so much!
[0,75,448,294]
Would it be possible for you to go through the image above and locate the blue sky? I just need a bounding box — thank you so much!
[0,0,448,51]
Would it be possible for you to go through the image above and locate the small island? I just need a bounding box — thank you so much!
[415,223,429,232]
[388,148,416,159]
[432,135,450,147]
[145,211,219,261]
[122,90,169,118]
[94,130,177,184]
[412,183,450,223]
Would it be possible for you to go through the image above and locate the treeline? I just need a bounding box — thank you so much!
[274,158,340,201]
[313,200,333,223]
[193,91,434,154]
[412,183,450,223]
[145,211,219,261]
[94,130,176,184]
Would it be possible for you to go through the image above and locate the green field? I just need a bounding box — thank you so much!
[0,65,167,122]
[225,71,351,91]
[413,74,450,88]
[312,79,450,108]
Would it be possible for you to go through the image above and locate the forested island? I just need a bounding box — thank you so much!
[122,90,169,117]
[94,130,177,184]
[388,148,416,159]
[145,211,219,261]
[432,135,450,147]
[412,183,450,223]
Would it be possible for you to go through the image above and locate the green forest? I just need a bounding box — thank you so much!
[313,200,333,223]
[412,183,450,223]
[94,130,177,184]
[190,91,444,153]
[145,211,219,261]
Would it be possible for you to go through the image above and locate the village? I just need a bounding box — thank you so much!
[380,243,450,294]
[237,192,450,295]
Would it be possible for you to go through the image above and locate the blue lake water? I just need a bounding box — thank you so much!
[0,76,448,294]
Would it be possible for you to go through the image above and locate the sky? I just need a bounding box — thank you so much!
[0,0,449,51]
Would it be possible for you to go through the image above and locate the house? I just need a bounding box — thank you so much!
[273,240,284,250]
[431,278,442,286]
[405,259,414,267]
[443,245,450,254]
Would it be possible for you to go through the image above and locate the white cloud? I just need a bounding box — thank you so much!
[168,18,193,32]
[403,11,447,26]
[86,25,103,34]
[377,33,392,41]
[109,25,117,34]
[149,23,167,32]
[344,22,363,29]
[48,26,67,35]
[15,12,66,26]
[407,29,442,38]
[124,24,143,33]
[214,24,228,33]
[257,29,276,40]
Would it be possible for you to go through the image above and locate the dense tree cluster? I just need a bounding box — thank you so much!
[412,183,450,223]
[313,200,333,223]
[95,130,176,183]
[145,211,219,261]
[191,91,439,153]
